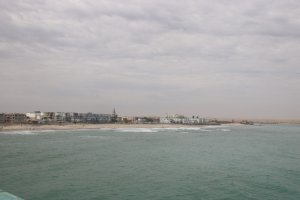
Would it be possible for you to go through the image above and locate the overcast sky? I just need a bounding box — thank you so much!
[0,0,299,119]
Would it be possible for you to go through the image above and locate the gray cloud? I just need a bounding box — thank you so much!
[0,0,300,119]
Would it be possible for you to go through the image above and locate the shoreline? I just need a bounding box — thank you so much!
[0,123,239,132]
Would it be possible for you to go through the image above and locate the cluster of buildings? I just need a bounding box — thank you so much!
[160,114,207,124]
[119,116,160,124]
[0,113,27,124]
[0,111,112,124]
[0,111,215,125]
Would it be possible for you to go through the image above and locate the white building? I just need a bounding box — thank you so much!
[26,111,43,121]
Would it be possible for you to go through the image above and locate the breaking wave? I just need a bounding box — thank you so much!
[0,130,38,135]
[0,129,59,135]
[115,127,216,133]
[116,128,158,133]
[153,127,214,132]
[220,129,231,132]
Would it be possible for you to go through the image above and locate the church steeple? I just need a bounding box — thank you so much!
[111,108,118,123]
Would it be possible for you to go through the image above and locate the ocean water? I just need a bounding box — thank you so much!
[0,125,300,200]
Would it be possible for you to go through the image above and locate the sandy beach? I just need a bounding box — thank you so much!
[0,123,216,132]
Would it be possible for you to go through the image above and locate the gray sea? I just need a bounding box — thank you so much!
[0,124,300,200]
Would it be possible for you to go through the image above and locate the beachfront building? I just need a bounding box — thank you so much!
[42,112,55,123]
[65,112,80,123]
[65,112,74,122]
[120,116,134,124]
[14,113,27,123]
[133,116,160,124]
[183,116,207,124]
[160,114,207,125]
[64,112,111,123]
[54,112,66,123]
[160,117,171,124]
[26,111,55,124]
[0,113,5,123]
[26,111,43,122]
[80,113,111,123]
[160,114,186,124]
[0,113,27,123]
[94,114,111,123]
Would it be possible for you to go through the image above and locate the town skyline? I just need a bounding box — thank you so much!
[1,110,300,122]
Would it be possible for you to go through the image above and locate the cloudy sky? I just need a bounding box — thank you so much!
[0,0,299,119]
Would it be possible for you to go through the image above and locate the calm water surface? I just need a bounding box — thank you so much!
[0,125,300,200]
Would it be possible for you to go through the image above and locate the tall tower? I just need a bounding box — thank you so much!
[111,108,118,123]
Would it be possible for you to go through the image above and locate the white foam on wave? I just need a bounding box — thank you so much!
[116,128,158,133]
[180,127,203,131]
[205,125,229,129]
[220,129,231,132]
[199,129,212,132]
[0,129,64,135]
[99,128,114,131]
[153,127,215,132]
[153,127,202,131]
[0,130,38,135]
[114,127,215,133]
